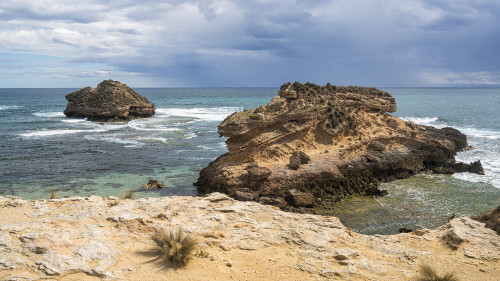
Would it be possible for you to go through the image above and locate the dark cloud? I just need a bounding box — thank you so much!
[0,0,499,87]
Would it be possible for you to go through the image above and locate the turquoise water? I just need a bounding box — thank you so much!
[0,87,499,234]
[0,88,275,199]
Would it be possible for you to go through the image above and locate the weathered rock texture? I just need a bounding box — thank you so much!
[473,205,500,235]
[196,82,483,210]
[64,80,155,122]
[0,195,498,281]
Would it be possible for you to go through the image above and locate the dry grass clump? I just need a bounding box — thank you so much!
[195,249,210,258]
[49,188,57,199]
[151,228,198,268]
[417,264,459,281]
[123,189,135,199]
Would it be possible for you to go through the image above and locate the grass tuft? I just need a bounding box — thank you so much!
[196,249,210,258]
[49,188,57,199]
[124,189,135,199]
[417,264,459,281]
[152,228,198,268]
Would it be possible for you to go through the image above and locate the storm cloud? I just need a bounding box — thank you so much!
[0,0,499,87]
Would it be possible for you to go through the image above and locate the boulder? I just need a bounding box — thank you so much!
[245,165,271,181]
[468,160,485,175]
[64,80,155,122]
[235,188,255,201]
[288,155,301,170]
[142,179,166,189]
[286,189,315,207]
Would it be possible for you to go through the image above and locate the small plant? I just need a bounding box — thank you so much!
[49,188,57,199]
[249,114,260,120]
[124,189,135,199]
[195,249,210,258]
[441,231,463,250]
[151,228,198,268]
[417,264,459,281]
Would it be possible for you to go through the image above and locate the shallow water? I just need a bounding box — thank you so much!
[318,174,500,235]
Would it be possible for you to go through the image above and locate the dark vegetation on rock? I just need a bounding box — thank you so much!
[195,82,485,212]
[64,80,155,122]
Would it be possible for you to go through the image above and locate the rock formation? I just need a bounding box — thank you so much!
[0,194,498,280]
[64,80,155,122]
[473,205,500,235]
[142,179,166,189]
[196,82,483,210]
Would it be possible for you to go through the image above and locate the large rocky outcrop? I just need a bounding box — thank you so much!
[196,82,483,210]
[64,80,155,122]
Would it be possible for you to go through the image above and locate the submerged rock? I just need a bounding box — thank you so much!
[196,82,483,210]
[64,80,155,122]
[142,179,166,189]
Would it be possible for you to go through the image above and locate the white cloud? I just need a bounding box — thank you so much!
[419,70,500,86]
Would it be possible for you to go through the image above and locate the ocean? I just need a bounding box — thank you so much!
[0,87,499,234]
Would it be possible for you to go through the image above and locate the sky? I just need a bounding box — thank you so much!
[0,0,499,88]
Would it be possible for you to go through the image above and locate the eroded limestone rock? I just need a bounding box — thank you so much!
[196,82,483,209]
[64,80,155,122]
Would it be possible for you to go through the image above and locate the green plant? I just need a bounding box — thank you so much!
[49,188,57,199]
[196,249,210,258]
[124,189,135,199]
[151,228,198,268]
[417,264,459,281]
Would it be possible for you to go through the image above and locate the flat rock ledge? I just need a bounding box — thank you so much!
[196,82,484,211]
[64,80,155,122]
[1,194,498,281]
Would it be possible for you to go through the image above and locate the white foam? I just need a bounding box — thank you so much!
[155,107,242,121]
[0,105,23,110]
[84,135,144,147]
[138,136,171,143]
[20,129,106,137]
[453,173,500,189]
[459,127,500,140]
[183,132,197,139]
[400,117,439,126]
[60,119,88,124]
[127,121,181,132]
[33,112,65,118]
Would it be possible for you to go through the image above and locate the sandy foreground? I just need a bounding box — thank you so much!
[0,193,499,281]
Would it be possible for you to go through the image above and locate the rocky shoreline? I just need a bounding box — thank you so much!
[196,82,484,211]
[0,194,498,280]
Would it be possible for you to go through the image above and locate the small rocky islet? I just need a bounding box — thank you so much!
[196,82,485,212]
[63,79,155,122]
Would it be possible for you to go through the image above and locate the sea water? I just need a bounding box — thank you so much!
[0,87,498,234]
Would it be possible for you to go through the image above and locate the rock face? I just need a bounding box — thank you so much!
[196,82,483,210]
[64,80,155,122]
[472,205,500,235]
[0,195,498,280]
